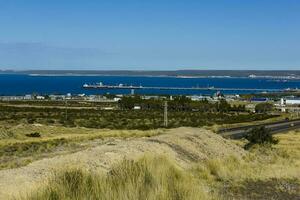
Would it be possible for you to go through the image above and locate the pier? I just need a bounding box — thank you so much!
[83,83,287,92]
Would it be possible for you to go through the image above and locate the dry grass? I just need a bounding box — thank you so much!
[22,130,300,200]
[0,127,246,199]
[0,122,164,169]
[23,155,210,200]
[190,130,300,199]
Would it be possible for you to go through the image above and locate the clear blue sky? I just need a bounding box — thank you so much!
[0,0,299,70]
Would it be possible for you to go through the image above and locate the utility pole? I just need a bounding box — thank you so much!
[164,101,168,127]
[65,99,68,121]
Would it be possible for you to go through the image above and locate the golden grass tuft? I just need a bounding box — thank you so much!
[24,155,210,200]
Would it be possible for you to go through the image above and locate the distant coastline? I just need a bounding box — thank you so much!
[0,72,299,96]
[1,70,300,79]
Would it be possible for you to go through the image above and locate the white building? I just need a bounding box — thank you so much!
[24,95,33,100]
[102,107,114,110]
[133,106,141,110]
[36,95,45,100]
[281,98,300,105]
[49,95,65,100]
[113,97,121,102]
[66,93,72,100]
[189,95,209,101]
[0,96,24,101]
[286,99,300,105]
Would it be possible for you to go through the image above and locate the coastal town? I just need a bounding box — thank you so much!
[1,90,300,114]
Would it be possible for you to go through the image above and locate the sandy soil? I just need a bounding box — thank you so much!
[0,127,245,199]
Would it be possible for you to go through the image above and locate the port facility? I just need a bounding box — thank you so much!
[83,82,293,92]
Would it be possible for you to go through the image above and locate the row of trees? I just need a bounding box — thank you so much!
[119,96,277,114]
[118,96,246,113]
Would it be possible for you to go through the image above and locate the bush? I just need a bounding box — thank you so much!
[27,118,35,124]
[46,119,55,124]
[244,126,278,149]
[25,132,41,138]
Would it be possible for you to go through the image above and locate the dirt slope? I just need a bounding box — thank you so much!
[0,127,245,199]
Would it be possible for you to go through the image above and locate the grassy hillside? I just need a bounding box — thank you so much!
[0,123,163,169]
[22,130,300,200]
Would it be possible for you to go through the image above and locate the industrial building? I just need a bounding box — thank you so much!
[281,98,300,105]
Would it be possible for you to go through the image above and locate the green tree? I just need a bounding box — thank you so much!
[118,96,141,110]
[169,96,192,111]
[255,102,273,113]
[217,99,231,112]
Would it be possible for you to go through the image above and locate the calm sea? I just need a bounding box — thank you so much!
[0,74,299,95]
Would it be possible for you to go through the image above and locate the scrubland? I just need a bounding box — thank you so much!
[0,102,277,170]
[1,129,297,200]
[0,102,298,199]
[0,103,275,130]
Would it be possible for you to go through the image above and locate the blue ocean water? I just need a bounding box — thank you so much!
[0,74,299,95]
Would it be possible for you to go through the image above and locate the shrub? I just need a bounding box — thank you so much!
[25,132,41,138]
[27,118,35,124]
[46,119,55,124]
[244,126,278,149]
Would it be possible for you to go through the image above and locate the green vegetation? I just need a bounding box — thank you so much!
[0,100,115,108]
[119,96,246,112]
[0,99,275,130]
[241,91,300,101]
[25,132,41,137]
[255,102,274,113]
[244,126,278,149]
[23,130,300,200]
